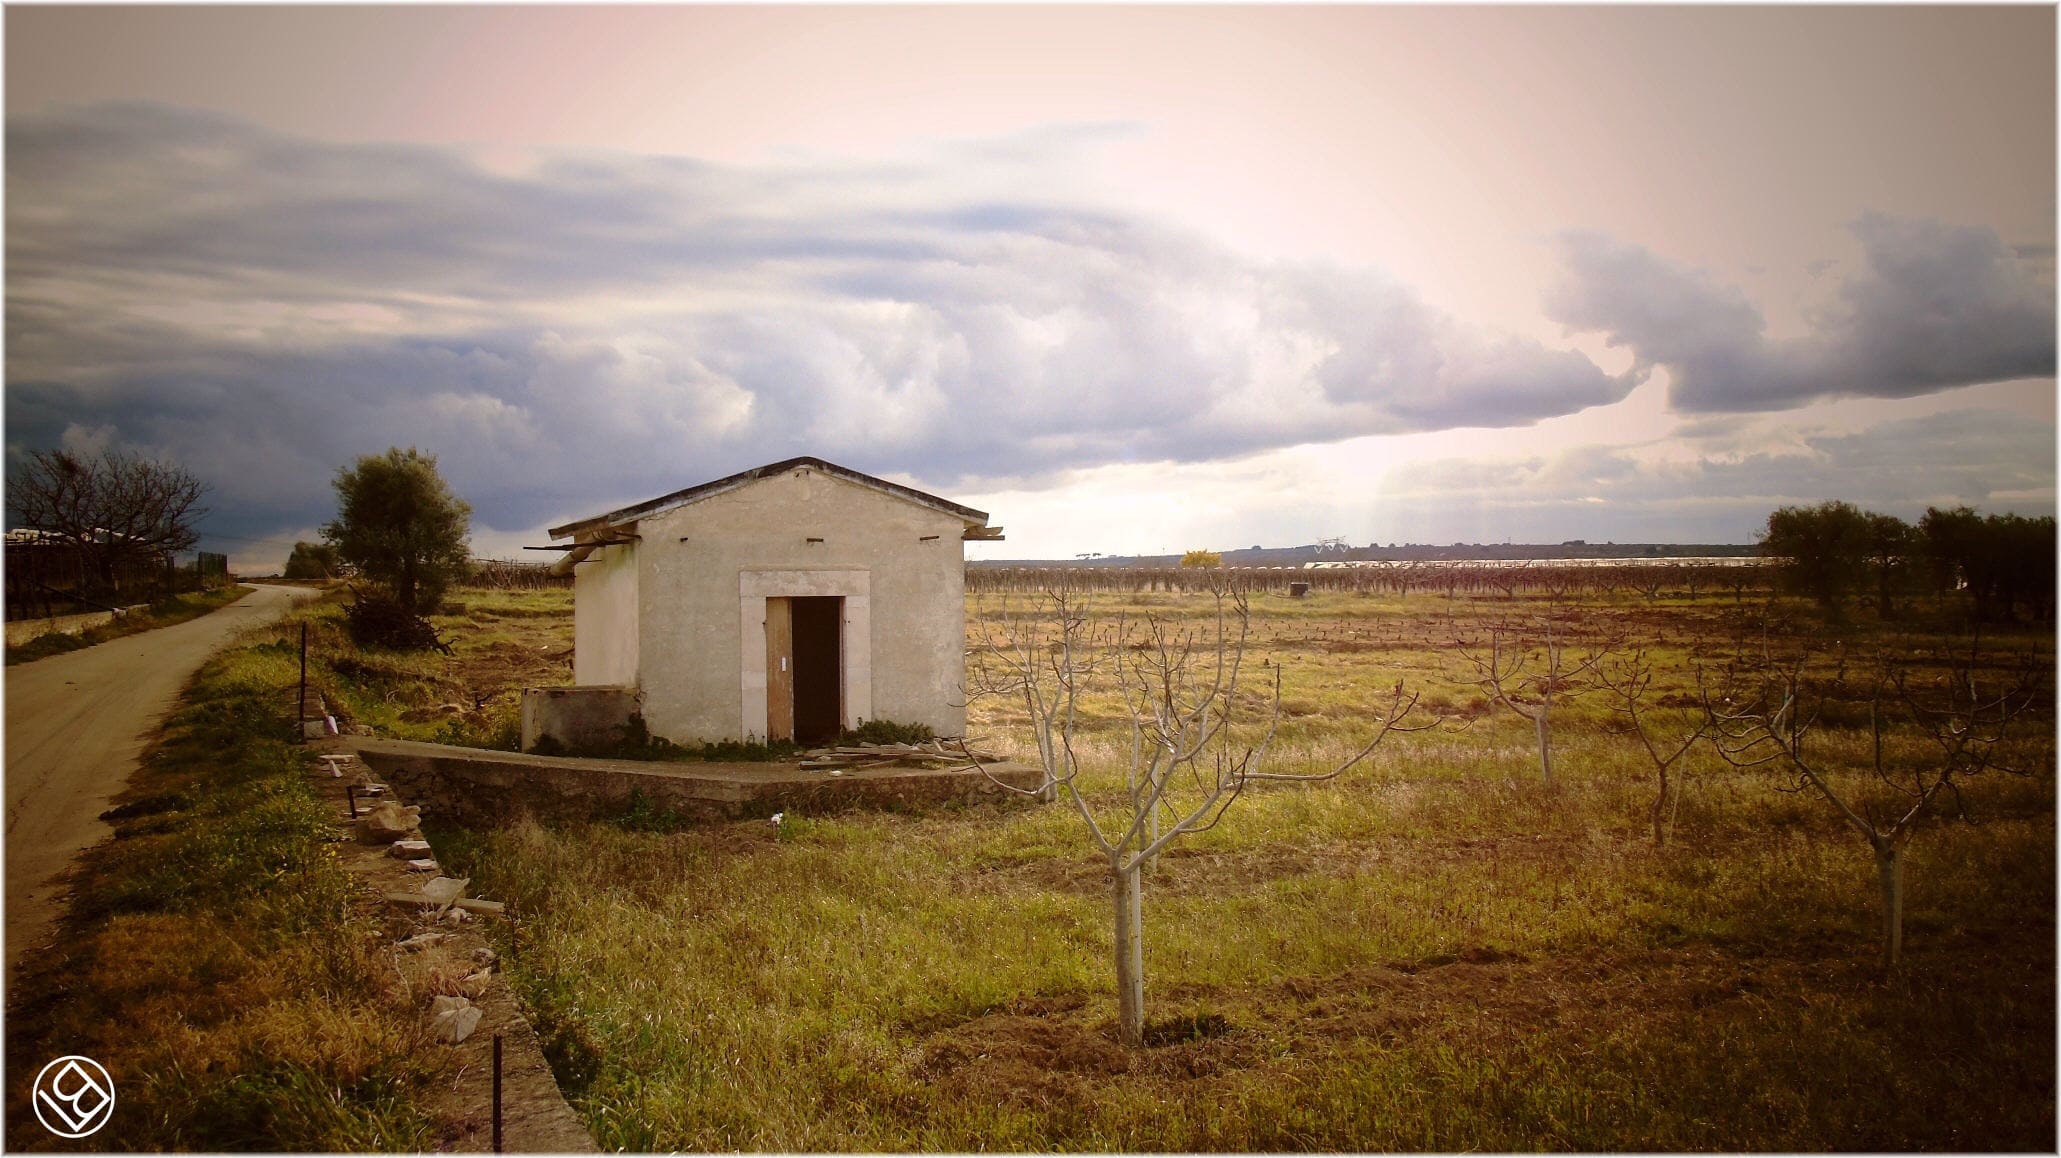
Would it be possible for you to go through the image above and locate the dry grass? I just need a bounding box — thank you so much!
[3,633,442,1151]
[278,586,575,749]
[427,585,2053,1150]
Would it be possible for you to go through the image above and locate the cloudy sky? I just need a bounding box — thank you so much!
[6,6,2054,568]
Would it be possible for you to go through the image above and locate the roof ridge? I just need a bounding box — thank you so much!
[547,457,991,541]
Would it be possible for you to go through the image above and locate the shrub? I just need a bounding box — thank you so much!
[342,591,450,653]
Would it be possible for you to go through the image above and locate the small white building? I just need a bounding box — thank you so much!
[542,457,1002,747]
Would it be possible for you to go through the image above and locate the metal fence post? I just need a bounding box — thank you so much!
[297,621,308,745]
[492,1033,504,1153]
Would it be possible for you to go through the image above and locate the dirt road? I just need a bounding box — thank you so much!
[5,584,317,978]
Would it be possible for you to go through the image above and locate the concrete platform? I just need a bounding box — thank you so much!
[348,737,1046,828]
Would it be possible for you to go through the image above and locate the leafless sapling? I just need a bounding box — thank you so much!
[1703,634,2045,971]
[1593,648,1710,846]
[969,588,1436,1047]
[1462,616,1617,786]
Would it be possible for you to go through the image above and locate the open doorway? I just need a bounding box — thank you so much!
[764,595,844,745]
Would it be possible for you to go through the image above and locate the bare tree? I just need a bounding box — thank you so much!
[6,448,208,599]
[1462,616,1616,786]
[1594,648,1709,846]
[1704,635,2045,970]
[970,588,1435,1047]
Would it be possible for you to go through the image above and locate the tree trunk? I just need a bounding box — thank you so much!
[1651,767,1668,847]
[1534,708,1553,787]
[1875,843,1904,972]
[1113,859,1144,1047]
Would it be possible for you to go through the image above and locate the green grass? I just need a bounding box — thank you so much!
[3,631,442,1151]
[431,586,2052,1150]
[5,584,252,665]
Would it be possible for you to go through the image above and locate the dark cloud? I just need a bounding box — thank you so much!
[7,102,1631,545]
[1546,215,2055,412]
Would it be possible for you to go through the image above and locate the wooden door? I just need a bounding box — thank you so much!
[765,596,794,742]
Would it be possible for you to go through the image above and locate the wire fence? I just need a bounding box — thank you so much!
[966,560,1775,600]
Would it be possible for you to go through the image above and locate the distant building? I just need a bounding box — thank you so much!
[541,457,1002,747]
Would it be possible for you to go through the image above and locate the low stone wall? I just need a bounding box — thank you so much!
[352,738,1046,829]
[4,609,125,647]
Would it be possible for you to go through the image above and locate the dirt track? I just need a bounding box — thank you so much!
[4,584,316,979]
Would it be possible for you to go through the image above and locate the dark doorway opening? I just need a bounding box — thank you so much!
[789,596,844,745]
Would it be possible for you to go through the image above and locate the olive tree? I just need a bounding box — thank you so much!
[969,589,1433,1047]
[283,540,344,580]
[322,447,471,616]
[1760,501,1888,616]
[1919,506,2057,623]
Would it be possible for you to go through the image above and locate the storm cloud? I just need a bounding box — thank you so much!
[1546,216,2056,412]
[6,102,1633,539]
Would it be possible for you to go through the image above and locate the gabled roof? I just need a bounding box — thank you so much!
[548,456,999,542]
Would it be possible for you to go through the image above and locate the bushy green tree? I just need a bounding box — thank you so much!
[1860,511,1918,620]
[282,540,343,580]
[1920,506,2057,622]
[322,448,471,617]
[1179,549,1223,569]
[1760,501,1874,615]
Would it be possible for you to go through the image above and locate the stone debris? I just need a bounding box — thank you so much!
[390,839,433,858]
[398,932,448,953]
[385,892,506,916]
[438,907,473,926]
[472,947,498,966]
[797,740,1000,772]
[421,876,470,906]
[406,858,439,872]
[354,801,422,843]
[432,995,483,1044]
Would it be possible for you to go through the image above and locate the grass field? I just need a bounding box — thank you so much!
[422,584,2055,1151]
